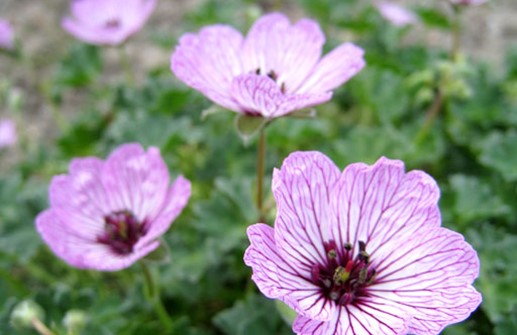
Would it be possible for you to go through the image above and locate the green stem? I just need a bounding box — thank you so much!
[451,5,462,62]
[119,45,136,85]
[139,262,173,332]
[256,128,266,222]
[415,88,444,145]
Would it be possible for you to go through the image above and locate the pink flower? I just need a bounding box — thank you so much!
[171,13,365,119]
[376,2,418,27]
[62,0,157,46]
[0,118,17,148]
[36,143,191,271]
[244,152,481,335]
[449,0,488,6]
[0,19,14,50]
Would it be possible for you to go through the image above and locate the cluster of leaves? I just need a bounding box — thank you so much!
[1,0,516,334]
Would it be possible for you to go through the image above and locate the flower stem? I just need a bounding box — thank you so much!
[256,127,266,222]
[119,45,136,85]
[31,318,55,335]
[451,5,462,62]
[139,261,173,331]
[415,88,444,145]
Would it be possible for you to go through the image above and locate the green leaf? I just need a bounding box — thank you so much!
[468,226,517,323]
[448,174,511,225]
[213,295,291,335]
[478,131,517,182]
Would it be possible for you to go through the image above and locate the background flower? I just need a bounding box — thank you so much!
[449,0,488,6]
[0,19,14,50]
[0,118,17,148]
[36,143,191,271]
[376,2,419,27]
[171,12,365,119]
[245,152,481,335]
[62,0,157,46]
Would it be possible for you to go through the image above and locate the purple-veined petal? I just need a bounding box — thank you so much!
[272,151,340,272]
[171,25,244,112]
[293,302,410,335]
[36,209,160,271]
[231,74,331,118]
[141,175,191,243]
[49,158,110,239]
[296,43,365,94]
[245,224,337,321]
[329,156,440,256]
[101,144,170,222]
[241,13,325,94]
[369,228,481,335]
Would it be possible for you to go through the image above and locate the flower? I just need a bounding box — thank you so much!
[244,152,481,335]
[171,13,365,119]
[0,118,17,149]
[62,0,157,46]
[36,143,191,271]
[449,0,488,6]
[376,2,418,27]
[0,19,14,50]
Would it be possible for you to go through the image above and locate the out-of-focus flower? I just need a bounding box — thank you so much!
[0,19,14,50]
[449,0,488,6]
[245,152,481,335]
[171,13,365,119]
[376,2,418,27]
[62,0,157,46]
[36,143,191,271]
[0,118,17,149]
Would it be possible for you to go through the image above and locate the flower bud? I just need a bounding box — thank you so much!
[63,309,88,333]
[10,300,45,329]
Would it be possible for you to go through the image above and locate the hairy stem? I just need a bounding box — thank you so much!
[415,89,444,145]
[256,128,266,222]
[139,261,173,331]
[119,45,136,85]
[31,318,55,335]
[451,5,462,61]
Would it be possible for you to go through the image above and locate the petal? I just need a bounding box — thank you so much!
[369,228,481,334]
[63,19,132,45]
[297,43,365,94]
[293,302,410,335]
[101,144,170,221]
[49,157,111,238]
[36,209,159,271]
[244,224,336,321]
[36,210,95,269]
[272,151,340,273]
[329,156,441,257]
[231,74,331,118]
[171,25,244,112]
[241,13,325,94]
[139,175,191,243]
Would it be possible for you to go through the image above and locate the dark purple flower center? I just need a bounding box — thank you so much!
[255,68,286,93]
[97,210,146,255]
[311,240,377,306]
[104,18,121,29]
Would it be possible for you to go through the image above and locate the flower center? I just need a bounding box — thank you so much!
[97,210,146,255]
[311,240,377,306]
[254,68,286,93]
[104,18,120,29]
